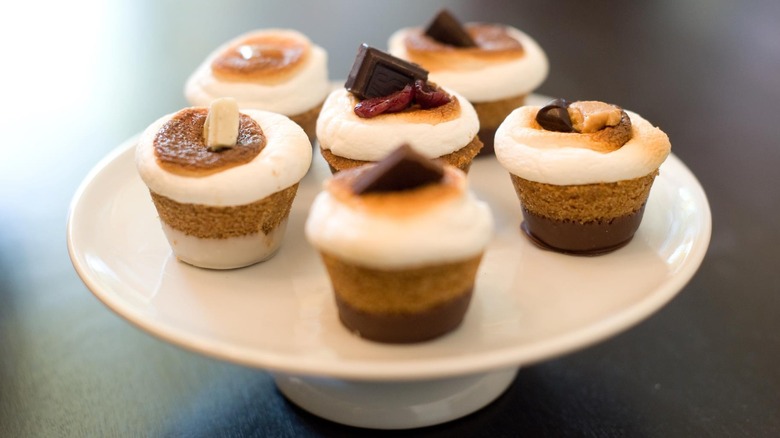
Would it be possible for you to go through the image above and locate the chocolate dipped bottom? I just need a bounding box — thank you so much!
[335,289,473,343]
[520,205,646,256]
[322,253,481,343]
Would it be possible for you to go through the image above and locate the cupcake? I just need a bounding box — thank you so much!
[316,44,482,173]
[136,98,312,269]
[305,145,493,343]
[494,98,671,255]
[388,9,548,154]
[185,29,330,142]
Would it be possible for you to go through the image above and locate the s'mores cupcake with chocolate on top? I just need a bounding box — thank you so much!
[495,98,671,255]
[136,98,312,269]
[185,29,329,142]
[316,44,482,173]
[305,145,493,343]
[389,9,548,154]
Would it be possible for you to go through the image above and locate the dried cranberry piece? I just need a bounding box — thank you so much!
[354,84,415,118]
[413,80,451,109]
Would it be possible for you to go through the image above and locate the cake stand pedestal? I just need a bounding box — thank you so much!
[273,367,518,429]
[68,133,711,431]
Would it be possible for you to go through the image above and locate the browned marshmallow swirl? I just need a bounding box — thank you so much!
[388,25,548,102]
[305,165,493,269]
[534,100,633,153]
[316,88,478,161]
[211,33,310,85]
[153,108,265,177]
[495,105,671,185]
[403,24,524,70]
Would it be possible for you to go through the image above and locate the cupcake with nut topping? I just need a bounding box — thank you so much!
[316,44,482,174]
[305,145,493,343]
[495,98,671,255]
[389,9,548,154]
[136,98,312,269]
[185,29,329,142]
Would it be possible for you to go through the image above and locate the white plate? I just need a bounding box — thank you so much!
[67,120,711,383]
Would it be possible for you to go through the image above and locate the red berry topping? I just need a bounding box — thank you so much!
[413,79,452,109]
[354,84,415,118]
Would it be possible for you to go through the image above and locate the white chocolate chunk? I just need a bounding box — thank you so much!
[568,101,622,133]
[204,97,240,150]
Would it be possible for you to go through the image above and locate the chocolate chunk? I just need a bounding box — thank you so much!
[345,44,428,99]
[536,98,574,132]
[351,144,444,194]
[424,9,477,47]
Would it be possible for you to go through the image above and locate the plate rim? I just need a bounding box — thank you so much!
[67,135,712,381]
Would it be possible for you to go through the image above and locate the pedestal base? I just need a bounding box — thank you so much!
[274,367,518,429]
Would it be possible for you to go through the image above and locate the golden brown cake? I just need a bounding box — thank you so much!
[305,146,493,342]
[388,10,548,154]
[316,44,482,174]
[185,29,329,142]
[495,99,671,255]
[136,99,312,269]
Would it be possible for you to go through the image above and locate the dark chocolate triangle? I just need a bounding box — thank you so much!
[345,44,428,99]
[351,144,445,195]
[424,9,477,48]
[536,98,574,132]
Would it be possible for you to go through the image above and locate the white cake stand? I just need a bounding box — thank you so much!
[67,120,710,429]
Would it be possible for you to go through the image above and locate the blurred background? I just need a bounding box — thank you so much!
[1,1,778,436]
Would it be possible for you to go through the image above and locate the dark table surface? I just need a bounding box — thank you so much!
[2,1,779,436]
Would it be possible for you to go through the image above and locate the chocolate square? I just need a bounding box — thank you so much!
[345,44,428,99]
[424,9,477,48]
[351,144,445,194]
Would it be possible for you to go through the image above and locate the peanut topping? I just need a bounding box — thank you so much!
[211,33,310,85]
[534,98,633,153]
[203,98,240,151]
[568,101,623,133]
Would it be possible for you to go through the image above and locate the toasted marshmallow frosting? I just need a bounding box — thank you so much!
[316,88,479,161]
[305,166,493,269]
[388,26,548,103]
[185,29,330,115]
[137,109,311,206]
[495,106,671,185]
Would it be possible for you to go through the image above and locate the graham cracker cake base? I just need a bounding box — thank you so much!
[509,171,659,255]
[319,135,483,174]
[509,171,658,222]
[289,101,323,144]
[319,252,483,343]
[472,94,527,155]
[149,183,299,239]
